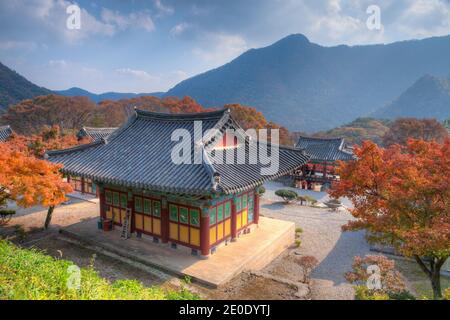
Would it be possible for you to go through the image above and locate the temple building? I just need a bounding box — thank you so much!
[76,126,118,142]
[69,127,118,195]
[0,125,13,142]
[293,136,354,191]
[47,109,309,257]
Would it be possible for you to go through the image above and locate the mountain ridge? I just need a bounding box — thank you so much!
[374,74,450,120]
[165,33,450,132]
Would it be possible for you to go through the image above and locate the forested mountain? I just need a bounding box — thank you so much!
[165,34,450,132]
[374,74,450,120]
[56,87,164,103]
[0,62,52,111]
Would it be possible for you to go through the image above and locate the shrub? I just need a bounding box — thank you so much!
[303,196,317,205]
[0,209,15,225]
[256,186,266,195]
[354,285,389,300]
[346,255,413,300]
[295,227,303,234]
[0,240,198,300]
[297,195,306,205]
[297,255,318,283]
[388,290,416,300]
[275,189,298,203]
[295,239,301,247]
[443,287,450,300]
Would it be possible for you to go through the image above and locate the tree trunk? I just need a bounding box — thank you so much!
[414,255,445,299]
[431,269,442,299]
[44,205,55,229]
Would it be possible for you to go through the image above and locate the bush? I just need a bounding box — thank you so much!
[275,189,298,203]
[443,287,450,300]
[297,195,306,205]
[0,209,15,225]
[303,196,317,205]
[346,255,413,300]
[388,290,416,300]
[354,285,390,300]
[0,240,198,300]
[295,239,301,247]
[295,227,303,234]
[256,186,266,195]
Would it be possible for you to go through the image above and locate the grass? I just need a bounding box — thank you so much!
[392,256,450,299]
[0,240,198,300]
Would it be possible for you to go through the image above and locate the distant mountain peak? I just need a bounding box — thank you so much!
[276,33,310,44]
[374,74,450,120]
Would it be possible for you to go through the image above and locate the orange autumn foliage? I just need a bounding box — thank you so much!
[330,139,449,258]
[0,142,72,208]
[7,125,88,158]
[330,139,450,298]
[226,104,293,146]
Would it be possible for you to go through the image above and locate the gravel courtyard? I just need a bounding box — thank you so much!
[261,181,371,300]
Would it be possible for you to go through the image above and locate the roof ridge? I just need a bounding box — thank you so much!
[83,126,118,130]
[135,108,227,121]
[298,135,344,141]
[0,125,11,130]
[45,140,104,157]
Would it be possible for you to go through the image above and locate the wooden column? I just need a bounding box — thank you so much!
[231,197,237,241]
[200,207,210,257]
[128,191,135,234]
[80,177,85,194]
[254,192,260,225]
[160,197,169,243]
[98,184,106,220]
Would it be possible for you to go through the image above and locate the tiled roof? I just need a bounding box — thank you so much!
[77,127,117,141]
[47,109,310,196]
[295,136,354,162]
[0,125,13,142]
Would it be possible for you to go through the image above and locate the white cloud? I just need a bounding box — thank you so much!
[0,41,37,51]
[48,59,68,68]
[101,8,155,33]
[116,68,157,82]
[170,22,190,36]
[395,0,450,39]
[154,0,174,16]
[192,33,248,66]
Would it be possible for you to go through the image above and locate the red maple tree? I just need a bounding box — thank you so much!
[330,139,450,298]
[0,142,72,229]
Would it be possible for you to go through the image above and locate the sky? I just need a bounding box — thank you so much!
[0,0,450,93]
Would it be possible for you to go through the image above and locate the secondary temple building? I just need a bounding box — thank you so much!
[47,109,309,257]
[68,127,118,195]
[293,136,354,190]
[76,126,118,142]
[0,125,13,142]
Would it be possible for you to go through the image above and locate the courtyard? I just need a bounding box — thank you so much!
[1,181,446,300]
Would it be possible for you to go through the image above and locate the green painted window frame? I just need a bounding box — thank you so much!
[120,194,128,208]
[179,207,189,224]
[224,201,231,218]
[113,192,120,206]
[105,191,112,205]
[217,204,224,222]
[190,209,200,227]
[242,194,248,208]
[143,199,151,215]
[169,204,178,222]
[209,207,217,225]
[134,197,142,212]
[153,201,161,217]
[236,196,242,212]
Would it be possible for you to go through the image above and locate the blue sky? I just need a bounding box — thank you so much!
[1,0,450,93]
